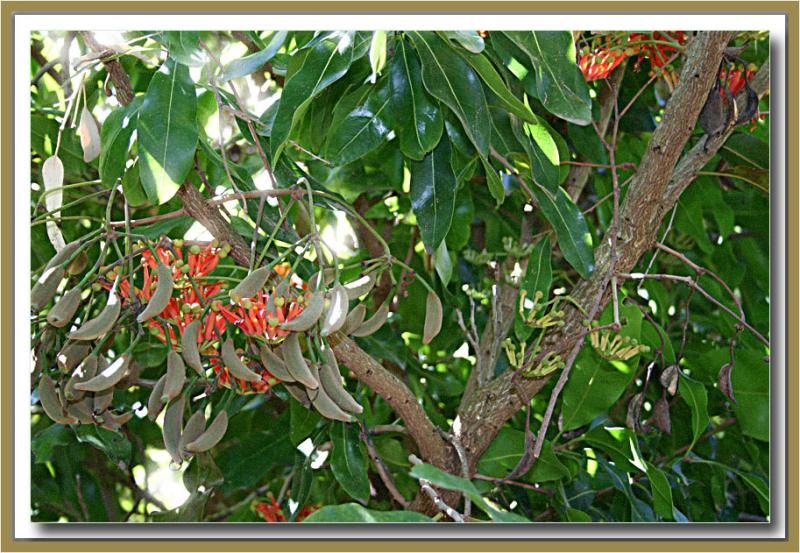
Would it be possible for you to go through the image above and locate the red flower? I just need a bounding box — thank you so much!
[579,48,626,81]
[254,493,319,523]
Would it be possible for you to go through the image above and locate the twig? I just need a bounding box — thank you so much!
[638,204,678,289]
[408,454,464,523]
[489,145,536,203]
[360,423,409,509]
[74,474,90,521]
[208,482,272,522]
[439,429,471,518]
[368,424,406,435]
[560,160,636,171]
[473,473,554,495]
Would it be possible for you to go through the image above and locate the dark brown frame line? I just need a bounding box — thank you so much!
[2,2,796,552]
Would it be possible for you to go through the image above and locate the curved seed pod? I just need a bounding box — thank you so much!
[47,287,83,328]
[137,262,174,323]
[422,291,443,345]
[185,411,228,453]
[99,410,133,432]
[181,320,204,376]
[229,266,270,302]
[221,338,262,383]
[68,289,122,341]
[93,387,114,414]
[280,291,325,332]
[319,346,363,414]
[66,398,95,424]
[57,342,91,372]
[279,333,318,389]
[73,355,130,392]
[65,355,99,401]
[78,106,101,162]
[147,374,168,420]
[66,251,89,275]
[162,351,187,402]
[320,284,349,336]
[162,396,185,464]
[293,201,313,237]
[283,382,311,408]
[179,410,207,459]
[31,266,65,313]
[38,374,77,424]
[44,240,82,272]
[344,273,376,300]
[259,345,296,383]
[307,365,353,422]
[342,303,367,336]
[351,304,390,337]
[42,155,64,214]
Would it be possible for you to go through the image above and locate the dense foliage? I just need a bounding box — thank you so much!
[29,30,770,523]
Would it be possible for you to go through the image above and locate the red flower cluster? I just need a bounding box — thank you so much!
[721,68,755,97]
[579,31,688,81]
[254,493,319,522]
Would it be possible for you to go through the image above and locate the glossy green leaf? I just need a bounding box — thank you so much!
[410,136,457,253]
[433,240,453,285]
[477,427,569,482]
[510,114,560,191]
[324,80,392,165]
[565,508,592,522]
[531,184,594,278]
[74,425,132,465]
[458,49,536,124]
[161,31,206,67]
[645,462,674,520]
[216,418,294,493]
[679,373,709,453]
[98,97,142,187]
[514,236,552,340]
[137,58,198,205]
[442,31,485,53]
[445,187,474,251]
[121,160,147,207]
[222,31,288,82]
[561,350,633,431]
[583,426,645,474]
[303,503,432,522]
[368,31,388,83]
[481,157,505,206]
[731,349,769,442]
[330,422,370,503]
[408,31,490,157]
[289,396,321,446]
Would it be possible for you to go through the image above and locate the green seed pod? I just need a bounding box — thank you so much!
[73,355,130,392]
[351,304,390,337]
[162,396,185,464]
[320,284,349,336]
[307,365,353,422]
[259,345,296,383]
[293,202,313,238]
[229,266,270,303]
[319,345,362,414]
[185,410,228,453]
[344,273,376,300]
[38,374,77,424]
[282,382,311,408]
[68,289,122,341]
[31,266,65,313]
[280,291,325,332]
[147,374,168,420]
[46,287,83,328]
[64,355,99,401]
[279,333,319,389]
[179,410,207,460]
[220,338,262,383]
[93,386,114,414]
[57,342,91,373]
[342,303,367,336]
[422,291,443,345]
[181,320,204,376]
[162,351,187,402]
[137,262,174,323]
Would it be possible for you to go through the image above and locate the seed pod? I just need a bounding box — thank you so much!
[65,355,99,401]
[351,304,390,337]
[179,410,207,459]
[422,291,443,345]
[344,273,376,300]
[307,365,353,422]
[342,303,367,335]
[652,395,672,434]
[57,342,91,372]
[280,291,325,332]
[185,410,228,453]
[626,392,644,433]
[259,345,296,383]
[181,320,204,376]
[99,410,133,432]
[42,155,64,215]
[162,396,185,464]
[279,333,318,389]
[137,262,174,323]
[73,355,130,392]
[93,387,114,414]
[68,289,122,341]
[293,202,313,238]
[44,240,82,272]
[283,382,312,407]
[161,350,187,402]
[319,345,362,414]
[78,106,101,162]
[660,365,680,396]
[31,266,65,313]
[229,266,270,303]
[46,287,83,328]
[66,398,95,424]
[320,284,349,336]
[147,374,168,420]
[718,362,735,402]
[221,338,262,383]
[66,251,89,275]
[38,374,77,424]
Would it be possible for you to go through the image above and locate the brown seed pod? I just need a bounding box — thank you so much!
[181,320,205,376]
[162,351,187,402]
[344,273,376,300]
[66,251,89,275]
[38,374,77,424]
[66,398,95,424]
[351,304,390,337]
[279,333,319,389]
[319,345,362,414]
[342,303,367,336]
[258,345,296,383]
[320,283,349,336]
[137,262,174,323]
[283,382,312,408]
[651,395,672,434]
[46,287,83,328]
[68,289,122,341]
[43,240,82,272]
[162,396,185,464]
[57,342,91,373]
[221,338,262,383]
[280,290,325,332]
[660,365,680,396]
[147,374,168,420]
[93,387,114,414]
[64,355,99,401]
[229,266,270,303]
[422,291,443,345]
[185,410,228,453]
[99,410,134,432]
[179,410,207,460]
[307,365,353,422]
[31,266,65,313]
[73,355,130,392]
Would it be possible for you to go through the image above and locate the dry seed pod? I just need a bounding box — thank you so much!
[626,392,644,433]
[229,266,270,302]
[137,262,174,323]
[319,345,362,414]
[307,365,354,422]
[279,333,318,389]
[181,320,205,376]
[283,382,312,407]
[280,290,325,332]
[652,395,672,434]
[38,374,77,424]
[42,155,64,214]
[422,291,443,345]
[162,351,187,402]
[57,342,91,372]
[68,289,122,341]
[162,396,185,464]
[66,398,95,424]
[73,355,130,392]
[31,266,65,313]
[344,273,376,300]
[147,374,168,420]
[99,410,133,432]
[351,304,390,337]
[660,365,680,396]
[93,387,114,414]
[185,410,228,453]
[179,410,207,459]
[342,303,367,336]
[78,107,101,162]
[46,287,83,328]
[718,362,735,402]
[221,338,262,383]
[65,355,99,401]
[320,284,349,336]
[259,345,296,383]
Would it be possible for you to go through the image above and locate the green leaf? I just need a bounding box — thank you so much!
[74,425,132,465]
[531,184,594,278]
[679,373,709,453]
[510,114,560,191]
[160,31,206,67]
[98,97,142,187]
[121,161,147,207]
[271,35,354,164]
[410,136,457,253]
[330,422,370,503]
[324,80,392,165]
[433,240,453,286]
[222,31,287,82]
[501,31,592,125]
[481,157,505,206]
[137,58,198,205]
[514,236,552,340]
[387,39,443,160]
[731,349,769,442]
[645,462,674,520]
[408,31,490,157]
[368,31,388,83]
[183,453,224,493]
[32,424,73,463]
[458,50,536,124]
[568,122,608,165]
[442,31,485,53]
[445,187,474,251]
[565,507,592,522]
[303,503,432,522]
[583,426,645,474]
[561,349,632,431]
[289,396,321,446]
